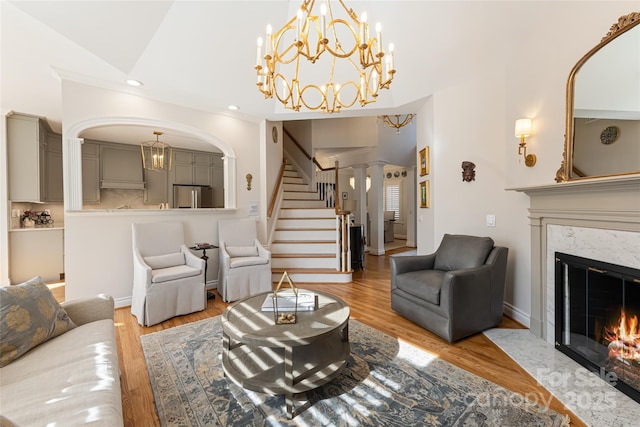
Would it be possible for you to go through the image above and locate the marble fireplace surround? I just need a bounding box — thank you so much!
[515,175,640,344]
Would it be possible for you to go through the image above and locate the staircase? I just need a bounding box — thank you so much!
[271,162,352,283]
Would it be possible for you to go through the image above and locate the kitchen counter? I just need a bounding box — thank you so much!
[9,226,64,232]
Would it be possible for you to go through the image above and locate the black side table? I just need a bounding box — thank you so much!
[350,224,365,271]
[190,244,218,299]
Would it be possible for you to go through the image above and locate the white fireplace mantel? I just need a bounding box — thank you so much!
[511,175,640,341]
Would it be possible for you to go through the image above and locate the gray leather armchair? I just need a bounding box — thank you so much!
[390,234,508,342]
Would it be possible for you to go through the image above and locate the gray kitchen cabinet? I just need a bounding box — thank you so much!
[82,142,100,204]
[172,150,212,186]
[100,143,145,189]
[45,133,64,202]
[43,133,64,202]
[7,112,61,203]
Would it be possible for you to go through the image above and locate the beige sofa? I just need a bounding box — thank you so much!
[0,294,123,426]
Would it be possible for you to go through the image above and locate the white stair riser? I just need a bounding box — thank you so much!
[274,229,335,240]
[283,177,305,184]
[279,209,335,218]
[283,183,310,192]
[271,272,352,283]
[283,170,298,177]
[272,257,338,269]
[276,218,336,228]
[272,242,336,253]
[282,200,327,208]
[283,192,320,200]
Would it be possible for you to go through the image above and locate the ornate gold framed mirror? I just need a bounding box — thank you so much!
[556,12,640,182]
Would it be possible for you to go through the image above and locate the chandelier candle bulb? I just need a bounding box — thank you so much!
[297,9,303,41]
[359,13,366,45]
[389,43,394,71]
[376,23,382,53]
[320,4,327,40]
[266,25,272,57]
[256,37,263,67]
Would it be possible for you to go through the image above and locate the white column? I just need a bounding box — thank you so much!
[368,161,386,256]
[352,164,368,232]
[223,155,237,210]
[63,137,84,211]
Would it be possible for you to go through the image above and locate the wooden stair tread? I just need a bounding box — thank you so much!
[276,227,334,231]
[272,268,350,274]
[273,240,335,244]
[272,254,336,258]
[284,190,318,194]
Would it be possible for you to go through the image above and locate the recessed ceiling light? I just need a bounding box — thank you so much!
[126,79,143,87]
[227,105,239,111]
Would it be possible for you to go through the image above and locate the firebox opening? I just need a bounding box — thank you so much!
[555,252,640,404]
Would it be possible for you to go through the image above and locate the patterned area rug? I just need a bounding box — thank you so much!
[141,317,570,426]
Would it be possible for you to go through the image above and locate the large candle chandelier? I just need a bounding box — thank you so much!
[255,0,395,113]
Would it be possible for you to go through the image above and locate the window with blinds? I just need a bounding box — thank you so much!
[384,183,400,220]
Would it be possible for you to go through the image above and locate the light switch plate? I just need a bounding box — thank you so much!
[486,214,496,227]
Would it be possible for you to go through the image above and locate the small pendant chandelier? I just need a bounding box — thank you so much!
[380,114,415,134]
[141,131,173,171]
[255,0,396,113]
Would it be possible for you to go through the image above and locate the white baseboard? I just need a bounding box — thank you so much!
[503,301,530,328]
[115,296,132,309]
[368,247,385,256]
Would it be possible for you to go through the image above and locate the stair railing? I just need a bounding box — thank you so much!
[331,161,351,272]
[267,160,287,219]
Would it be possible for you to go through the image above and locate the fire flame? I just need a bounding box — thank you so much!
[605,311,640,364]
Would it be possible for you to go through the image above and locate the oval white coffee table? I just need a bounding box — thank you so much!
[221,290,350,419]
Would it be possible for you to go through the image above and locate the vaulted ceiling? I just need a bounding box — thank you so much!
[2,1,544,131]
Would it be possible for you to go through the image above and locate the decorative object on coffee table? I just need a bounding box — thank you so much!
[272,271,298,324]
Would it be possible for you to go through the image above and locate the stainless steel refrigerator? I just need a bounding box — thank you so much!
[173,185,214,208]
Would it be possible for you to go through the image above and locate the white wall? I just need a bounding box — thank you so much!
[415,97,435,254]
[417,3,638,327]
[61,81,266,305]
[430,67,532,325]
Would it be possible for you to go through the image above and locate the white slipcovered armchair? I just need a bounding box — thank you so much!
[131,222,206,326]
[218,218,272,302]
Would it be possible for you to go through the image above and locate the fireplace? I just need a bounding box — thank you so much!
[555,252,640,403]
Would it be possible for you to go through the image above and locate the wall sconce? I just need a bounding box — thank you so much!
[515,118,536,167]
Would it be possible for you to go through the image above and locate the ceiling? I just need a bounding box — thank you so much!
[1,1,544,137]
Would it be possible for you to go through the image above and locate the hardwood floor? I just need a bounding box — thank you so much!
[109,247,584,426]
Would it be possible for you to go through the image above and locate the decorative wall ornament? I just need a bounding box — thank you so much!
[600,126,620,145]
[246,173,253,190]
[461,161,476,182]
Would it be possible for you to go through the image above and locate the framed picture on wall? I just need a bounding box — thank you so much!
[419,147,429,176]
[420,181,430,208]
